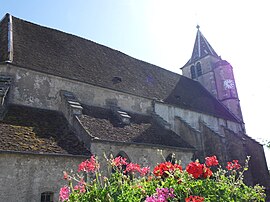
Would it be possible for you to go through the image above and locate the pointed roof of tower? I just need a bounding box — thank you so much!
[184,25,219,66]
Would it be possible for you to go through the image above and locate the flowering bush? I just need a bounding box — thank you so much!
[59,155,266,201]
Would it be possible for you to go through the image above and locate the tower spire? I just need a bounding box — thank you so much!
[187,26,219,65]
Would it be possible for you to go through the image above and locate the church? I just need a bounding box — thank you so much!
[0,13,269,201]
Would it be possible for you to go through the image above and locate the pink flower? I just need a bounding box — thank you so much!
[140,166,150,176]
[59,186,70,202]
[125,163,141,173]
[78,155,99,173]
[205,156,219,167]
[145,188,175,202]
[112,156,128,167]
[74,178,86,193]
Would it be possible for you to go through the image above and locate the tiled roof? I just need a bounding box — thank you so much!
[0,105,91,155]
[0,14,237,121]
[79,105,195,149]
[164,76,236,121]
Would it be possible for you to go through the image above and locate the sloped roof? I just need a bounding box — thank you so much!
[0,105,91,155]
[0,14,237,122]
[184,25,219,66]
[164,76,236,120]
[79,105,194,149]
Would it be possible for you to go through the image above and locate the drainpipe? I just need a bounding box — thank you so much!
[7,13,13,62]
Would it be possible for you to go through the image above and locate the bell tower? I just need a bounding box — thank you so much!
[181,25,243,122]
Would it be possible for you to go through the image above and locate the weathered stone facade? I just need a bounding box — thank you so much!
[0,152,87,202]
[1,63,152,114]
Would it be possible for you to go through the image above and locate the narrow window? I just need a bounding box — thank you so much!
[196,62,202,76]
[191,65,196,79]
[41,192,53,202]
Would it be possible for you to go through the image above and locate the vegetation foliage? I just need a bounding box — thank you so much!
[59,154,265,201]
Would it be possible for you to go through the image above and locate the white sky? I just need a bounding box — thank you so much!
[1,0,269,166]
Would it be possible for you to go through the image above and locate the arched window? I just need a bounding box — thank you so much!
[116,151,130,162]
[196,62,202,76]
[41,192,53,202]
[166,153,176,164]
[191,65,196,79]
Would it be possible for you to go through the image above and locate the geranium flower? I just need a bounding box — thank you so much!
[125,163,141,173]
[186,161,204,179]
[202,166,213,178]
[140,166,150,176]
[74,178,86,193]
[205,156,219,167]
[112,156,128,167]
[186,161,212,179]
[145,188,175,202]
[226,160,241,170]
[59,186,70,202]
[153,162,182,178]
[185,195,204,202]
[78,155,100,173]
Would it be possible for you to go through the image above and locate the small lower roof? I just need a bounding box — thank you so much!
[0,105,91,156]
[79,105,194,149]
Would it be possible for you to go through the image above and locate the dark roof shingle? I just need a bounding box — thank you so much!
[79,105,194,149]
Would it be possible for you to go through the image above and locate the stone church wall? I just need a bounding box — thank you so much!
[201,122,227,163]
[0,151,87,202]
[0,64,153,114]
[174,117,202,151]
[90,140,194,176]
[154,102,243,135]
[244,136,270,190]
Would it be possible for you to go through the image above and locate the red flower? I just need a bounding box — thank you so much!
[205,156,219,167]
[153,162,182,178]
[226,160,241,170]
[173,163,183,172]
[202,166,213,178]
[185,195,204,202]
[232,160,241,169]
[186,162,212,179]
[78,155,100,173]
[186,161,204,179]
